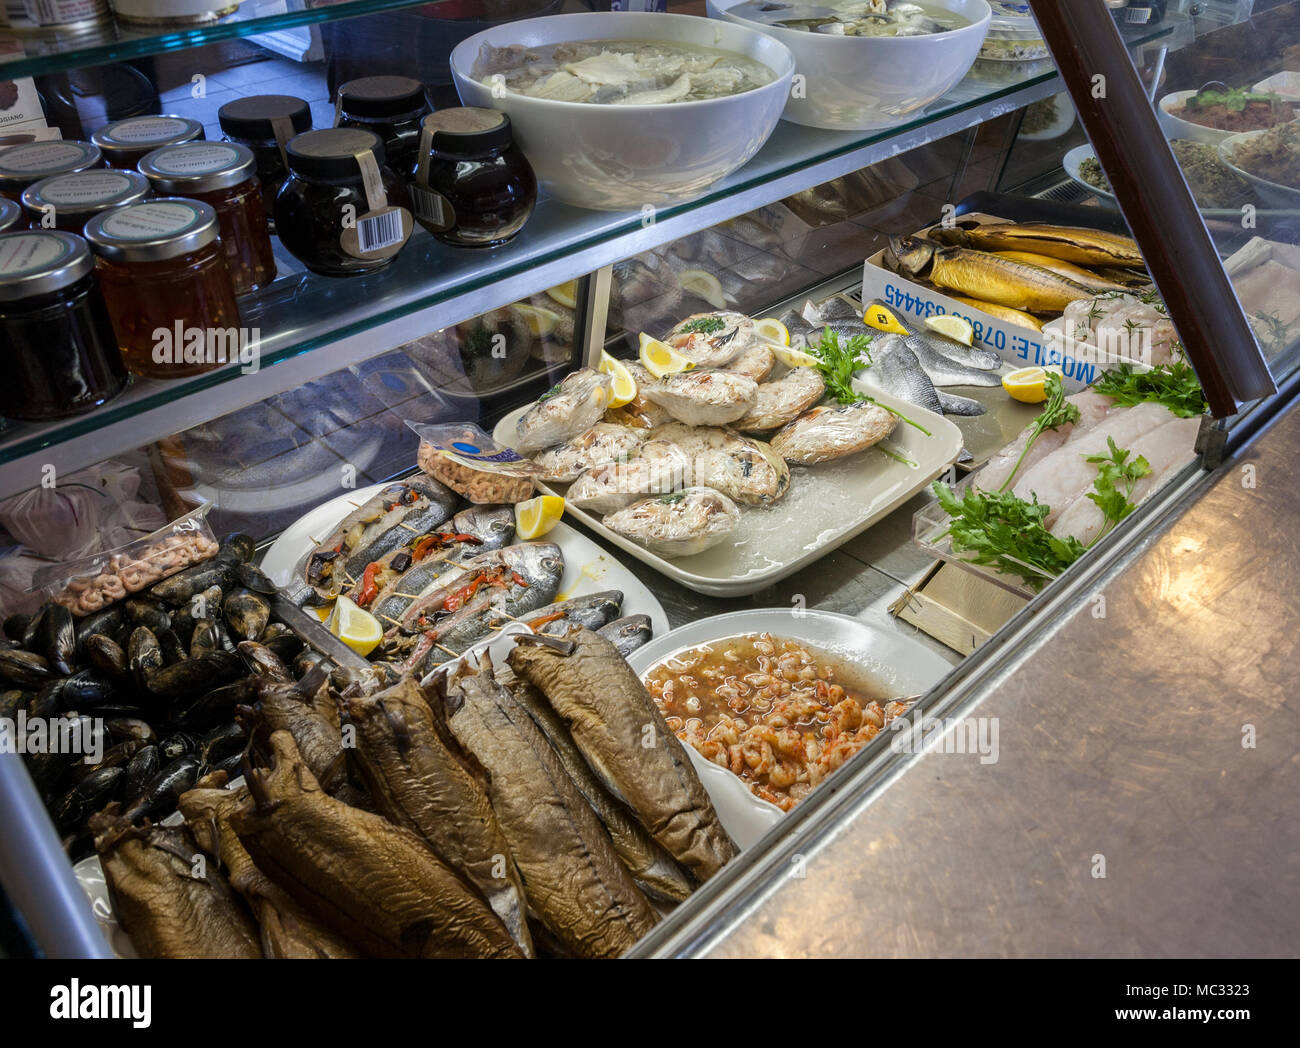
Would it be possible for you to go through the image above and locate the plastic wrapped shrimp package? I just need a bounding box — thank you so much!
[602,486,741,558]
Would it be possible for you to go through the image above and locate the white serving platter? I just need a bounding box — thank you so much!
[1063,144,1116,204]
[494,387,963,598]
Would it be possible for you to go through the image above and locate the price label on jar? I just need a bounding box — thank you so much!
[37,170,137,204]
[409,183,455,232]
[107,117,195,143]
[340,146,412,260]
[0,231,67,274]
[149,142,241,174]
[100,200,204,239]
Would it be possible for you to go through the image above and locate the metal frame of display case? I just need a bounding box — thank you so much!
[0,0,1289,957]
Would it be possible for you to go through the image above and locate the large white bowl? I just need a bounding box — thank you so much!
[1158,90,1237,147]
[707,0,991,131]
[626,608,954,849]
[450,12,795,211]
[1219,129,1300,209]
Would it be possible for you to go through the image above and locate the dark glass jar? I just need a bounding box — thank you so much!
[84,198,241,379]
[274,127,412,278]
[0,198,20,233]
[21,169,151,234]
[217,94,312,232]
[0,229,127,420]
[410,109,536,248]
[336,76,429,179]
[139,141,275,295]
[0,141,102,202]
[91,115,205,169]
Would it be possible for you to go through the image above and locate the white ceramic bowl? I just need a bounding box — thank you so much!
[707,0,991,131]
[1219,129,1300,208]
[626,608,954,849]
[450,12,795,211]
[1158,90,1237,147]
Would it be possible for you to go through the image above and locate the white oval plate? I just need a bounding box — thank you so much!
[626,608,954,849]
[1063,144,1116,205]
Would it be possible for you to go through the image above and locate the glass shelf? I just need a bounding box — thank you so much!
[0,0,438,78]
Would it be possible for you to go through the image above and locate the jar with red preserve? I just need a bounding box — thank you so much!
[139,141,275,294]
[91,115,204,169]
[83,198,241,380]
[21,169,151,234]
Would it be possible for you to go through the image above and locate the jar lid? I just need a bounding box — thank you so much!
[0,198,20,234]
[423,108,512,153]
[0,231,94,302]
[218,94,313,140]
[0,141,102,191]
[285,127,386,180]
[84,197,218,262]
[139,141,257,193]
[338,76,427,119]
[91,116,205,160]
[22,169,151,224]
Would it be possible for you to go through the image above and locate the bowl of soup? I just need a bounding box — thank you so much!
[450,12,795,211]
[708,0,992,130]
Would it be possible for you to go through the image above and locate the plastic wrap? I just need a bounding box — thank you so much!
[531,422,647,483]
[566,441,692,514]
[512,367,612,453]
[602,486,740,558]
[769,402,898,465]
[409,421,540,504]
[642,370,758,427]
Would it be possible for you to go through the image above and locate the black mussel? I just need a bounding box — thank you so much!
[82,702,149,721]
[224,588,270,642]
[0,637,17,650]
[122,744,160,798]
[197,722,246,768]
[127,627,163,692]
[125,598,171,634]
[260,623,302,663]
[106,718,156,746]
[188,618,220,659]
[0,689,26,721]
[85,634,128,679]
[216,532,257,565]
[208,752,244,779]
[29,679,66,719]
[149,560,235,606]
[214,619,237,654]
[293,648,327,678]
[172,677,255,730]
[59,670,120,710]
[26,750,71,794]
[74,605,127,656]
[122,756,199,823]
[70,739,142,783]
[189,585,224,624]
[156,627,187,666]
[234,562,277,595]
[37,603,77,676]
[21,604,46,652]
[52,766,125,831]
[237,640,292,682]
[4,613,31,641]
[156,731,195,762]
[145,650,243,699]
[0,648,52,688]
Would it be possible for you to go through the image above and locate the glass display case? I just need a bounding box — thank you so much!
[0,0,1295,960]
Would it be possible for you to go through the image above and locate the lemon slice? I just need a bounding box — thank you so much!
[312,604,332,622]
[515,495,565,540]
[678,268,727,309]
[1002,365,1064,404]
[545,280,578,310]
[638,332,696,379]
[598,351,638,408]
[753,317,790,346]
[512,302,563,338]
[925,313,975,346]
[769,342,822,369]
[328,595,382,657]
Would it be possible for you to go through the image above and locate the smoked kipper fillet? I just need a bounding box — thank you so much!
[90,804,262,959]
[177,773,360,959]
[507,629,738,881]
[342,677,535,957]
[438,656,659,958]
[231,729,523,959]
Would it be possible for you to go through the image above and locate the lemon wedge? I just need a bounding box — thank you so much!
[926,313,975,346]
[513,302,563,338]
[312,604,332,622]
[598,351,637,408]
[638,332,696,379]
[770,342,822,369]
[753,317,790,346]
[515,495,565,540]
[678,268,727,309]
[545,280,578,310]
[328,595,382,657]
[1002,365,1064,404]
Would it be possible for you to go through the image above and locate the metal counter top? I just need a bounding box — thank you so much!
[670,402,1300,959]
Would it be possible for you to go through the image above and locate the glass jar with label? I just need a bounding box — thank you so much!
[108,0,238,26]
[20,169,150,233]
[19,0,109,29]
[274,128,412,278]
[410,109,536,248]
[0,141,102,202]
[0,229,127,420]
[217,94,312,230]
[91,115,205,169]
[84,198,241,379]
[335,76,429,179]
[0,198,20,233]
[139,141,275,295]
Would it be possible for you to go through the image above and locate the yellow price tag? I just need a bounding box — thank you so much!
[863,300,912,335]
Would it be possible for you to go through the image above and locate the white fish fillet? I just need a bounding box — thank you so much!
[1049,416,1199,544]
[532,422,646,482]
[1012,401,1177,525]
[643,369,757,427]
[651,423,789,504]
[974,390,1116,492]
[602,486,740,558]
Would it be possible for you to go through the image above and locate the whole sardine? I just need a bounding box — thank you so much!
[234,730,523,959]
[518,591,624,636]
[438,656,659,958]
[507,629,738,882]
[342,678,534,957]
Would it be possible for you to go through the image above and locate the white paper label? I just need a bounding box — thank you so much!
[100,200,201,240]
[1,140,90,172]
[107,117,193,143]
[151,142,240,174]
[37,170,134,204]
[0,232,66,274]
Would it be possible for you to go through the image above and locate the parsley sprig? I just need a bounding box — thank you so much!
[1092,361,1207,418]
[997,372,1079,492]
[810,329,931,436]
[1083,437,1151,546]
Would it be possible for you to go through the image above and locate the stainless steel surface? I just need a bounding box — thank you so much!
[658,399,1300,958]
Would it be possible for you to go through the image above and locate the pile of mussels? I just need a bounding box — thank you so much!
[0,533,321,861]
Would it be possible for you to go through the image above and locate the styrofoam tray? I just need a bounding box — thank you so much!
[494,388,963,598]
